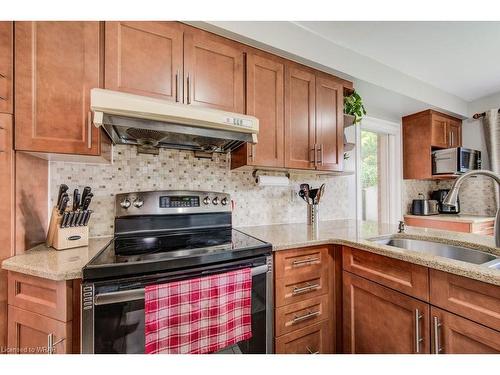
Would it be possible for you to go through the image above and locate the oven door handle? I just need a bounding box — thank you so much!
[93,264,270,306]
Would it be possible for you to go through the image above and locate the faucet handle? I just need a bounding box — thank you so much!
[398,220,405,233]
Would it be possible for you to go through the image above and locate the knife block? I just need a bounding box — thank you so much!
[46,206,89,250]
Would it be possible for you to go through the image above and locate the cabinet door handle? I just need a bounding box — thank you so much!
[0,126,5,153]
[433,316,443,354]
[292,310,320,324]
[47,333,65,354]
[310,144,317,167]
[87,111,93,149]
[317,144,323,165]
[292,282,320,295]
[249,144,255,161]
[292,257,319,266]
[414,309,424,353]
[175,70,180,102]
[306,346,319,354]
[186,74,191,104]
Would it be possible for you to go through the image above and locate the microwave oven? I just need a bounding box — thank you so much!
[432,147,481,175]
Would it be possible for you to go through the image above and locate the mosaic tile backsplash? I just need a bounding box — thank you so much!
[403,177,497,216]
[49,145,355,237]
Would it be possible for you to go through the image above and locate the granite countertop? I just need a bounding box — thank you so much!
[404,214,495,224]
[2,220,499,286]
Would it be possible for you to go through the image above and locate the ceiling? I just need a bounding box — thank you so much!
[295,21,500,102]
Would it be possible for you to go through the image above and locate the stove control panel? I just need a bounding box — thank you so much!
[115,190,231,217]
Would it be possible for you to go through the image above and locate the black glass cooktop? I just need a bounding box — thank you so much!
[83,228,271,280]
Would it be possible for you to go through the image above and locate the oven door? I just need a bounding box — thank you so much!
[82,255,273,354]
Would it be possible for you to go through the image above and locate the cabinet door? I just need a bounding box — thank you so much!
[15,22,103,155]
[343,271,430,354]
[315,75,343,171]
[8,305,72,354]
[431,307,500,354]
[285,65,316,169]
[0,114,13,349]
[448,120,462,148]
[0,22,13,114]
[105,21,183,102]
[184,29,244,113]
[245,53,285,167]
[431,114,448,148]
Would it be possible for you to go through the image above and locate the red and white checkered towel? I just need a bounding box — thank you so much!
[144,268,252,354]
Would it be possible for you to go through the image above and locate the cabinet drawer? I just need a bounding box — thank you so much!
[8,272,72,322]
[275,320,331,354]
[7,305,72,354]
[472,221,495,236]
[275,266,329,307]
[275,246,328,279]
[342,247,429,301]
[275,295,330,337]
[430,269,500,331]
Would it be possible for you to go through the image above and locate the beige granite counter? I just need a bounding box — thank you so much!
[2,220,499,286]
[404,214,495,224]
[237,220,500,286]
[1,237,112,281]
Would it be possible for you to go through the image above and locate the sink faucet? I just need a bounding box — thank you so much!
[443,170,500,247]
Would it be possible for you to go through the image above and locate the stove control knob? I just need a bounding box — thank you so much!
[203,196,210,205]
[120,199,131,209]
[221,198,228,206]
[133,198,144,208]
[212,197,219,205]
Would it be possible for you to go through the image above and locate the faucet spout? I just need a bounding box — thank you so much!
[443,170,500,247]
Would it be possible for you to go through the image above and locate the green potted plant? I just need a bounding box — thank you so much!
[344,90,367,126]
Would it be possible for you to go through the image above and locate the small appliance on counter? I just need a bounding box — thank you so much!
[298,183,325,228]
[411,193,439,216]
[431,189,460,214]
[46,184,94,250]
[432,147,481,175]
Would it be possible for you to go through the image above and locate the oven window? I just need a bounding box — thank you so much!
[93,272,268,354]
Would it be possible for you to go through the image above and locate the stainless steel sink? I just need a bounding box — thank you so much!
[370,236,498,265]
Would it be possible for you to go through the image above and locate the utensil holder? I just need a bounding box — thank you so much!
[46,206,89,250]
[307,204,319,227]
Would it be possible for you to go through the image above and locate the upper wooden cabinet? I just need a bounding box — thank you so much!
[403,109,463,179]
[105,22,183,102]
[14,22,105,155]
[184,29,244,112]
[0,22,13,114]
[231,52,285,169]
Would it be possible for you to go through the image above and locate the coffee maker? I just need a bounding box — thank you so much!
[431,189,460,214]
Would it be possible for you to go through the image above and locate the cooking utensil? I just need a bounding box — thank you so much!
[81,193,93,211]
[300,184,311,204]
[73,189,80,211]
[81,186,92,206]
[298,190,308,203]
[57,184,69,207]
[77,211,87,226]
[83,210,92,226]
[60,212,69,228]
[308,188,318,202]
[58,194,69,215]
[315,184,325,204]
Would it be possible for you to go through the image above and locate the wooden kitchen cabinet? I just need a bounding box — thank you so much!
[0,114,14,349]
[231,52,285,169]
[404,215,495,236]
[431,307,500,354]
[403,109,463,179]
[105,21,184,102]
[184,28,244,113]
[275,320,331,354]
[0,22,13,114]
[315,74,344,171]
[14,21,106,156]
[284,64,316,170]
[343,271,431,354]
[7,272,79,354]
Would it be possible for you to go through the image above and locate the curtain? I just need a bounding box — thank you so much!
[482,109,500,206]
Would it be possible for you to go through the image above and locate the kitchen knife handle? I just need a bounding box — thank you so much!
[83,210,92,226]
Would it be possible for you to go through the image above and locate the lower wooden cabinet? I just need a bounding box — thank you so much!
[431,307,500,354]
[343,271,430,354]
[275,320,331,354]
[7,305,72,354]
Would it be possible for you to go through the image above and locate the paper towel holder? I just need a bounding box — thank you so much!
[252,169,290,179]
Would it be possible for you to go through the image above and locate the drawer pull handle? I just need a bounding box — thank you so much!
[292,282,320,295]
[306,346,319,354]
[433,316,443,354]
[292,257,319,266]
[414,309,424,353]
[293,310,320,324]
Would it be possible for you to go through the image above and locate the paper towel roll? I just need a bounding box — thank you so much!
[255,175,290,187]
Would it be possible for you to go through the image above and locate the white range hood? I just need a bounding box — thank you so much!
[90,89,259,154]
